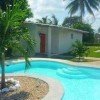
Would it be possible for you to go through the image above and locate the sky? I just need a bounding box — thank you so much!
[27,0,100,31]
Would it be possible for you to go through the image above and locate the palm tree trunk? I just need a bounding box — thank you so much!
[1,52,6,89]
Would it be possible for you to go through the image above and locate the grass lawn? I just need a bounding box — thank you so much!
[87,46,100,58]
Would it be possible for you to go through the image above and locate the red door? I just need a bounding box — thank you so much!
[40,33,46,53]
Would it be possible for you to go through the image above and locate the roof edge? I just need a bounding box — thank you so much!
[25,22,88,33]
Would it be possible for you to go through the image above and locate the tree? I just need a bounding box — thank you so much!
[36,15,59,25]
[62,16,81,27]
[36,16,52,24]
[73,22,94,43]
[51,15,59,25]
[65,0,100,21]
[72,40,89,61]
[0,0,35,89]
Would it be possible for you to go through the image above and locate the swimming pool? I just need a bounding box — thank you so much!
[0,60,100,100]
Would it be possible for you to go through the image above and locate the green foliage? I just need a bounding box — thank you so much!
[73,22,94,43]
[87,46,100,58]
[62,16,81,27]
[36,15,59,25]
[36,16,52,24]
[0,0,35,67]
[51,15,58,25]
[72,40,89,60]
[0,0,32,18]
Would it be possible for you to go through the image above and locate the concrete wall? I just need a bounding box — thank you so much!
[51,27,59,54]
[58,28,82,54]
[27,23,49,54]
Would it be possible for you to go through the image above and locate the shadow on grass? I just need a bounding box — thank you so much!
[0,91,30,100]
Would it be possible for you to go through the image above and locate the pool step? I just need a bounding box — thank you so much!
[57,69,88,79]
[62,68,83,75]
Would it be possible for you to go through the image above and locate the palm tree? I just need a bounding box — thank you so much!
[36,16,52,24]
[65,0,100,21]
[0,0,35,89]
[62,16,81,27]
[51,15,59,25]
[36,15,59,25]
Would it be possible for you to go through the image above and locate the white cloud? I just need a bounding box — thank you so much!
[27,0,66,21]
[27,0,100,30]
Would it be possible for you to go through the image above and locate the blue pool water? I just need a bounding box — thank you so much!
[1,60,100,100]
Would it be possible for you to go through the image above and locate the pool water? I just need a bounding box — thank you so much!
[1,60,100,100]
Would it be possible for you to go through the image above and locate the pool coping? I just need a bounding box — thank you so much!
[5,58,100,69]
[0,74,64,100]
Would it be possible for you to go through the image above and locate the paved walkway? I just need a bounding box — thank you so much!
[80,57,100,68]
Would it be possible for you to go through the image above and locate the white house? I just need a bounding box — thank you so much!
[25,22,86,57]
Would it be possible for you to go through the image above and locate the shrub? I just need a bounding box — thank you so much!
[72,40,89,61]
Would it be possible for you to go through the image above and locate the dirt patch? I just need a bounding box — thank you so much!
[0,76,49,100]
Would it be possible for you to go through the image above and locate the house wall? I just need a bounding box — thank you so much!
[51,27,59,54]
[26,23,49,54]
[58,28,82,54]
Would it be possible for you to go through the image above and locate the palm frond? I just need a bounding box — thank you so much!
[65,0,100,18]
[84,0,94,16]
[9,41,31,69]
[66,0,79,16]
[87,0,99,10]
[52,15,58,25]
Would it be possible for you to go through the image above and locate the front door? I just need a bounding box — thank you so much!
[40,33,46,53]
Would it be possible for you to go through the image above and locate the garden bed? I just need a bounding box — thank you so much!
[0,76,49,100]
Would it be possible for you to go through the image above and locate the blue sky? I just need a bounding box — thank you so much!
[27,0,100,31]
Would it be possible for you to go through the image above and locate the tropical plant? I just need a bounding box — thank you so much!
[36,16,52,24]
[65,0,100,21]
[0,0,35,89]
[51,15,59,25]
[36,15,59,25]
[62,16,81,27]
[73,22,94,43]
[72,40,89,61]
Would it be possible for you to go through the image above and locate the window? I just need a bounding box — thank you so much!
[71,34,73,39]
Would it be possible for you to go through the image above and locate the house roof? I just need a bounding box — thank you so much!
[25,22,88,34]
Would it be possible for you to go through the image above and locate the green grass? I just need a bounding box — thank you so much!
[87,46,100,58]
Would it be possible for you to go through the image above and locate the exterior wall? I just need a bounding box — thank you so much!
[58,28,82,54]
[51,27,59,54]
[27,23,49,54]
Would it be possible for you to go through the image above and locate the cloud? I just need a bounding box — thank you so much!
[27,0,67,21]
[27,0,100,30]
[84,10,100,30]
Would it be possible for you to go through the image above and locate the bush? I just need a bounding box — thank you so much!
[72,40,89,61]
